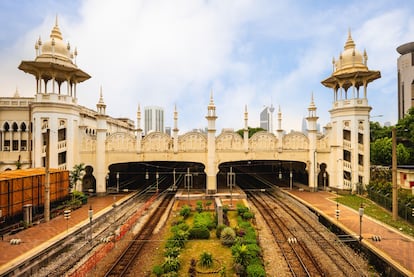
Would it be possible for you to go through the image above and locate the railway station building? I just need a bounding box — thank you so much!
[0,21,380,195]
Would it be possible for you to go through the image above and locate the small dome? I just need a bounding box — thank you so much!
[37,18,73,65]
[333,31,368,75]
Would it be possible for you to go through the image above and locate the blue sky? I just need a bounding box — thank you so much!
[0,0,413,133]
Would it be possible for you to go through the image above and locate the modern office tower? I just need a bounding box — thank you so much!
[144,106,164,135]
[165,126,171,136]
[397,42,414,120]
[260,105,275,132]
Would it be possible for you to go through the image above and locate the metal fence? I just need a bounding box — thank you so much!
[367,188,414,224]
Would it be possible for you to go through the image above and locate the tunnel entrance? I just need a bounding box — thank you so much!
[218,160,308,190]
[107,161,206,192]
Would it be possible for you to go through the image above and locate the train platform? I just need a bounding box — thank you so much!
[0,193,129,275]
[286,189,414,276]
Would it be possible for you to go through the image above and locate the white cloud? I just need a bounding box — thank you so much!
[1,0,413,132]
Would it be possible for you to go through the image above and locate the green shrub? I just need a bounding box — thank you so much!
[242,211,254,220]
[194,212,215,230]
[179,205,191,218]
[221,227,236,246]
[164,246,181,258]
[189,225,210,239]
[232,244,250,266]
[236,203,249,215]
[152,264,164,276]
[246,263,266,277]
[196,200,203,213]
[162,256,180,273]
[171,222,190,234]
[166,229,188,249]
[199,251,213,268]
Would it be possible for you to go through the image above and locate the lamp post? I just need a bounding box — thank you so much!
[358,203,364,242]
[106,174,109,189]
[227,167,235,207]
[185,168,193,204]
[173,168,176,190]
[392,127,398,220]
[156,170,159,193]
[116,172,120,193]
[88,205,93,242]
[323,172,327,191]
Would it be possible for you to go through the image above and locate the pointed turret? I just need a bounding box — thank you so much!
[96,86,106,115]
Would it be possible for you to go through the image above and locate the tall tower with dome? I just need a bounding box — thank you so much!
[18,17,91,170]
[322,31,381,191]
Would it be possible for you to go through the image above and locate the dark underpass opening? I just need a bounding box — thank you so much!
[107,161,206,191]
[106,160,309,192]
[218,160,308,190]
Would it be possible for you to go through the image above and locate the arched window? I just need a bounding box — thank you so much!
[3,122,10,131]
[12,122,18,132]
[20,122,27,132]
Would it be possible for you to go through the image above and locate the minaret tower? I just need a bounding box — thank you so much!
[206,91,218,194]
[276,106,283,150]
[243,105,249,153]
[18,18,91,169]
[136,104,142,153]
[306,93,319,191]
[96,88,107,194]
[322,31,380,191]
[173,105,179,154]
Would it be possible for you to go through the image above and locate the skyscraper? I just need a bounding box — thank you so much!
[397,42,414,120]
[144,106,164,135]
[260,105,274,132]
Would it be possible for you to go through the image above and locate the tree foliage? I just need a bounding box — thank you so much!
[236,127,266,138]
[371,137,409,165]
[69,163,85,191]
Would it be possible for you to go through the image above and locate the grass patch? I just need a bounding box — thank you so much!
[178,233,234,275]
[174,211,239,276]
[336,194,414,237]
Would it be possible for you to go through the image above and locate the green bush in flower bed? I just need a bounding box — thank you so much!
[246,263,266,277]
[189,225,210,239]
[193,212,216,230]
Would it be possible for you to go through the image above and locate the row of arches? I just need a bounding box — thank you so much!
[2,122,28,132]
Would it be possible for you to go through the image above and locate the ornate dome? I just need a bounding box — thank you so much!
[35,17,75,66]
[333,31,368,75]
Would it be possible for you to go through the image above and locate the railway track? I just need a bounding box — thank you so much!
[248,190,368,276]
[104,192,174,277]
[247,190,325,276]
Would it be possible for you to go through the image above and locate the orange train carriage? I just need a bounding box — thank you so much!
[0,168,69,221]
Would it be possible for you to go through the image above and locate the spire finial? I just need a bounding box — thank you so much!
[209,89,215,106]
[55,14,58,27]
[98,86,105,104]
[344,28,355,50]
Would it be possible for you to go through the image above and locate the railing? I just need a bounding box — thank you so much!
[58,141,67,150]
[343,179,352,189]
[343,140,351,149]
[343,160,351,171]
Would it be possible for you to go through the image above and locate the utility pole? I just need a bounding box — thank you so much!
[392,127,398,220]
[44,128,50,222]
